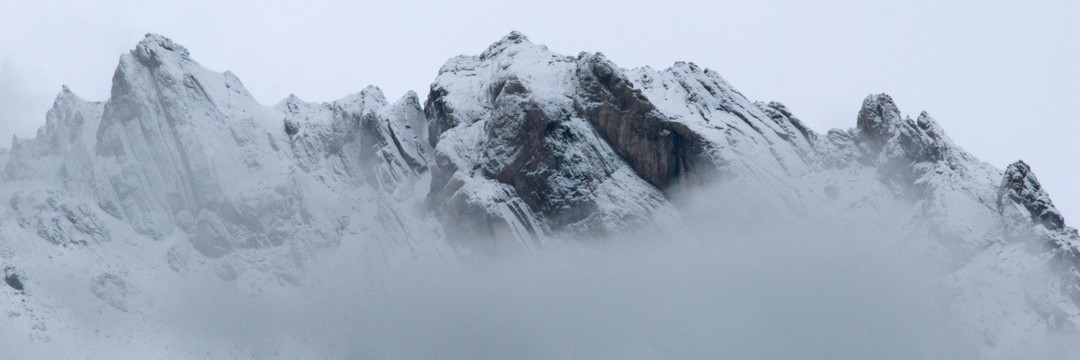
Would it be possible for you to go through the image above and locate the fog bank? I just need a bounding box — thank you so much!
[149,193,986,360]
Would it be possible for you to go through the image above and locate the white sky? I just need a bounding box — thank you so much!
[1,0,1077,220]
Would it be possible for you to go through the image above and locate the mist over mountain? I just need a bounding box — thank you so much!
[1,32,1077,359]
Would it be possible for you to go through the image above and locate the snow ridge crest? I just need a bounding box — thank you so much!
[138,33,190,57]
[480,31,539,60]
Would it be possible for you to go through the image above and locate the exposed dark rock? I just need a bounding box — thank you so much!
[284,118,299,136]
[992,162,1080,301]
[4,269,24,291]
[998,161,1065,230]
[760,101,816,143]
[433,68,614,233]
[426,36,698,242]
[484,100,601,230]
[854,95,947,165]
[425,86,455,146]
[856,93,903,151]
[851,94,954,194]
[573,53,716,191]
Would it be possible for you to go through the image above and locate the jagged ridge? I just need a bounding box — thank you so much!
[0,32,1076,357]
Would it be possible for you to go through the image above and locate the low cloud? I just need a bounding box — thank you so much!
[147,184,989,360]
[11,178,1077,359]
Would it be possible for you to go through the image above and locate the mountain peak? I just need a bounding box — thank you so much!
[480,31,541,60]
[1000,160,1065,230]
[914,111,954,146]
[130,33,191,68]
[137,33,190,57]
[856,93,903,149]
[51,85,86,109]
[504,30,528,41]
[360,84,385,99]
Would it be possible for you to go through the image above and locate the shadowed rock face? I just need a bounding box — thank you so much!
[423,33,725,244]
[485,99,597,229]
[428,72,648,237]
[573,53,716,191]
[424,86,455,147]
[4,269,24,291]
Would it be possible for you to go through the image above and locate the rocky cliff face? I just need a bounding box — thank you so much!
[1000,160,1067,232]
[426,32,689,247]
[425,32,832,246]
[2,34,439,283]
[0,32,1076,358]
[998,161,1080,263]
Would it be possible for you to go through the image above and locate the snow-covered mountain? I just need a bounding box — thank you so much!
[1,32,1076,358]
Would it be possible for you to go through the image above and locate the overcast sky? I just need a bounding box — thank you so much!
[1,0,1076,219]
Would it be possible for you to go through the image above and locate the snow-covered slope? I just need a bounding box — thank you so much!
[0,34,444,308]
[1,32,1077,358]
